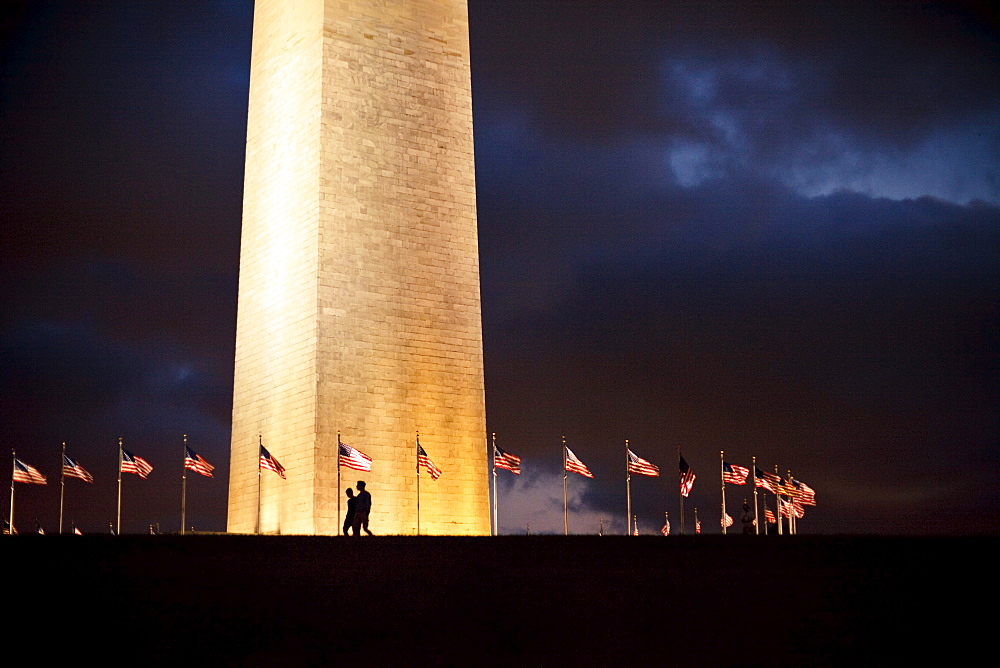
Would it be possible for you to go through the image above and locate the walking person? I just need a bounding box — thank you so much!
[352,480,373,536]
[343,488,357,535]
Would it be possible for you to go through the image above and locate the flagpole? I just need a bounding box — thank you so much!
[563,436,569,536]
[625,439,631,536]
[117,437,123,535]
[752,456,759,535]
[775,465,783,536]
[416,432,421,537]
[9,450,16,535]
[787,469,793,535]
[720,450,727,535]
[59,442,66,534]
[492,433,498,537]
[788,469,796,535]
[678,447,684,535]
[256,434,262,535]
[337,431,342,536]
[180,434,188,535]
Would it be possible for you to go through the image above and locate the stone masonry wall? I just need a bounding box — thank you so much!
[229,0,489,535]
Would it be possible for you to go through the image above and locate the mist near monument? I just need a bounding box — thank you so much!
[1,1,997,535]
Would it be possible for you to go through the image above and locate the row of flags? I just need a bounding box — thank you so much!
[11,446,215,488]
[492,443,700,496]
[488,441,818,535]
[11,442,814,502]
[259,439,444,481]
[491,443,817,513]
[720,461,816,509]
[491,439,708,535]
[13,437,445,490]
[11,436,816,535]
[718,460,816,504]
[8,441,216,535]
[717,454,817,535]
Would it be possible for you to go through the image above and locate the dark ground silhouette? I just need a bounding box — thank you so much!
[8,535,990,664]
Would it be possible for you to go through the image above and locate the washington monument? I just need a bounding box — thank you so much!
[228,0,489,535]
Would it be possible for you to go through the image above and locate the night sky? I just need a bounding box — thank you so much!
[1,1,997,536]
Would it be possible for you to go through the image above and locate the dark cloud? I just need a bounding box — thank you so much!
[472,1,1000,139]
[481,174,999,533]
[471,1,1000,202]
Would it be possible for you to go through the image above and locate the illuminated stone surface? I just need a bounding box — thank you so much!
[228,0,488,535]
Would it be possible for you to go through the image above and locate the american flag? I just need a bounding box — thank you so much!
[779,498,802,518]
[339,442,372,472]
[13,459,47,485]
[73,527,83,535]
[722,461,749,485]
[722,513,734,528]
[121,449,153,479]
[417,444,442,480]
[755,468,779,494]
[777,476,797,497]
[627,449,659,477]
[259,446,285,479]
[62,455,94,483]
[184,447,215,478]
[660,519,670,536]
[679,456,696,497]
[564,447,594,478]
[695,517,702,534]
[791,478,817,506]
[791,499,806,518]
[764,498,778,524]
[494,445,521,475]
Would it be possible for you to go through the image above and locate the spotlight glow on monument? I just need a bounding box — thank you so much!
[227,0,489,535]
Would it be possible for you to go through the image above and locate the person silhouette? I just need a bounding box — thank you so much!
[742,500,755,535]
[343,487,357,536]
[352,480,373,536]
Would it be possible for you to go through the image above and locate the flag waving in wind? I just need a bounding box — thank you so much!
[184,447,214,478]
[417,444,442,480]
[723,462,749,485]
[339,442,373,472]
[779,498,803,518]
[791,478,817,506]
[755,467,778,494]
[13,459,47,485]
[679,456,696,497]
[259,446,285,479]
[564,447,594,478]
[494,445,521,475]
[121,450,153,479]
[627,449,659,476]
[62,455,94,483]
